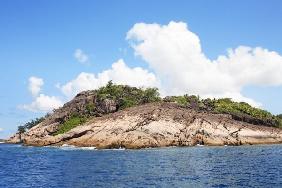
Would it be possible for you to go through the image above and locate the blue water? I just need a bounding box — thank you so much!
[0,144,281,188]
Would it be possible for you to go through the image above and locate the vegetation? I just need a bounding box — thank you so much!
[166,95,281,128]
[18,82,282,135]
[97,81,161,110]
[17,126,26,134]
[53,115,87,135]
[214,98,281,127]
[164,95,204,110]
[276,114,282,128]
[52,82,161,135]
[17,117,45,133]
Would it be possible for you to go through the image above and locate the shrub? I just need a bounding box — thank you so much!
[213,98,278,127]
[53,115,87,135]
[96,81,161,110]
[276,115,282,128]
[165,94,281,127]
[86,103,96,115]
[17,117,45,133]
[24,117,45,129]
[141,88,161,103]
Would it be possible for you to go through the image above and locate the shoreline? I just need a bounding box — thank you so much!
[3,141,282,150]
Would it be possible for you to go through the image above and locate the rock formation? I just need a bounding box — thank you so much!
[8,102,282,148]
[7,84,282,149]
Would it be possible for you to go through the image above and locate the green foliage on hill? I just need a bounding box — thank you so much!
[214,99,270,119]
[214,98,282,127]
[97,81,161,110]
[53,115,87,135]
[276,115,282,128]
[17,117,45,133]
[54,82,161,135]
[166,95,281,127]
[164,95,204,110]
[18,82,282,135]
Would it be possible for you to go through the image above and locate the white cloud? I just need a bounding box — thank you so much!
[21,77,64,112]
[74,49,89,64]
[20,21,282,111]
[0,128,3,132]
[60,59,159,98]
[28,76,44,97]
[126,21,282,107]
[20,94,63,112]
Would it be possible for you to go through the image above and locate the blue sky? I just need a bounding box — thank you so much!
[1,0,282,138]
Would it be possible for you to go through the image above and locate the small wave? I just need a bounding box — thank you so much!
[59,144,97,150]
[44,144,128,151]
[108,147,126,151]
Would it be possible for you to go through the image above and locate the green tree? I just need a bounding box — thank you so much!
[17,126,26,134]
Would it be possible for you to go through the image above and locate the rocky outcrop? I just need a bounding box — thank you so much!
[7,90,121,144]
[13,102,282,149]
[6,133,22,143]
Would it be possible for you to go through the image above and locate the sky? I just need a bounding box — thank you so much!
[1,0,282,138]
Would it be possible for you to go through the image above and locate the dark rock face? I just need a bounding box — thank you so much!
[46,91,117,128]
[96,99,117,114]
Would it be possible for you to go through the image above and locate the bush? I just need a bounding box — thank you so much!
[53,115,87,135]
[213,98,279,127]
[24,117,45,130]
[97,81,161,110]
[214,98,272,119]
[164,95,201,108]
[165,94,281,127]
[141,88,161,104]
[276,115,282,128]
[86,103,96,115]
[17,117,45,134]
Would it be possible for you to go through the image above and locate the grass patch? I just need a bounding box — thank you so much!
[53,115,87,135]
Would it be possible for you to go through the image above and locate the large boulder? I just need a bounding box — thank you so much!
[97,99,117,114]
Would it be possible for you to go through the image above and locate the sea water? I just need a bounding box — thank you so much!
[0,143,281,187]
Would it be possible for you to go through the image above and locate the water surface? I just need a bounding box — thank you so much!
[0,144,281,187]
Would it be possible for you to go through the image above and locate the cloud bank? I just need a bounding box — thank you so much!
[126,21,282,106]
[21,94,63,112]
[60,59,159,99]
[21,21,282,112]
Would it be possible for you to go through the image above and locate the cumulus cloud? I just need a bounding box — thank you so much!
[0,128,3,132]
[20,94,63,112]
[59,59,159,98]
[20,21,282,111]
[28,76,44,97]
[20,77,63,112]
[74,49,89,64]
[126,21,282,107]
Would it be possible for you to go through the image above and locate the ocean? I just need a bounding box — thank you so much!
[0,144,281,187]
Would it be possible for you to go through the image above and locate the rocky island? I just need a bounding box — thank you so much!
[7,82,282,149]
